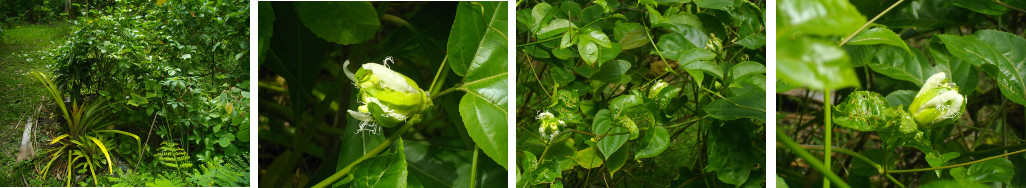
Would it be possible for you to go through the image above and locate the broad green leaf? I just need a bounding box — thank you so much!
[450,1,509,170]
[950,0,1010,15]
[919,180,989,188]
[703,90,765,121]
[597,43,622,66]
[777,0,867,37]
[579,41,600,65]
[966,157,1015,183]
[656,33,698,60]
[730,61,766,81]
[833,91,890,131]
[777,37,860,91]
[926,152,959,178]
[676,48,717,67]
[693,0,734,10]
[704,123,755,186]
[593,109,628,159]
[605,144,630,176]
[127,93,148,106]
[580,27,612,48]
[350,139,408,188]
[884,90,916,108]
[537,19,575,39]
[634,126,669,159]
[572,147,604,169]
[614,21,649,50]
[847,27,909,53]
[533,161,561,184]
[939,30,1026,105]
[405,142,505,188]
[592,60,630,83]
[930,38,979,95]
[294,2,379,45]
[868,45,934,86]
[529,3,554,33]
[736,33,765,49]
[516,151,538,187]
[448,2,504,77]
[258,2,274,65]
[682,60,723,82]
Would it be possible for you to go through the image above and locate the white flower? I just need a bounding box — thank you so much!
[909,72,966,129]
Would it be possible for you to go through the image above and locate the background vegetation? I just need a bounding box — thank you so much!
[0,0,249,186]
[516,0,766,187]
[777,0,1026,187]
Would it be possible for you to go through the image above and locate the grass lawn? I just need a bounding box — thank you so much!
[0,22,75,186]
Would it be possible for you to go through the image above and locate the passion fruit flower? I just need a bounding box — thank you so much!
[344,57,433,134]
[537,111,565,141]
[908,72,966,130]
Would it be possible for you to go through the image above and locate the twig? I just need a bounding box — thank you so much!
[138,112,158,169]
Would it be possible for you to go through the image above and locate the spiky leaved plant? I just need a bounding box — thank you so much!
[34,72,141,186]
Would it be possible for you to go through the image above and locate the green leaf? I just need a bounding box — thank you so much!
[405,142,505,188]
[128,93,149,107]
[867,45,934,86]
[919,180,989,188]
[450,1,509,170]
[218,134,235,147]
[593,109,628,159]
[613,21,649,50]
[258,2,274,65]
[294,2,380,45]
[847,27,909,53]
[529,3,554,33]
[605,143,630,176]
[926,152,959,178]
[592,60,630,83]
[705,123,755,186]
[537,19,575,39]
[634,126,669,159]
[965,157,1015,183]
[777,0,867,37]
[884,90,916,108]
[350,139,408,188]
[950,0,1010,15]
[693,0,734,10]
[703,90,765,121]
[730,61,766,81]
[736,33,765,49]
[656,32,698,60]
[572,147,604,169]
[939,30,1026,105]
[777,37,860,90]
[448,2,506,77]
[832,91,890,131]
[516,151,538,187]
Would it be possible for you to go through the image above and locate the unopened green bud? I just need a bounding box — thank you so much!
[908,72,965,130]
[344,57,433,131]
[648,80,668,99]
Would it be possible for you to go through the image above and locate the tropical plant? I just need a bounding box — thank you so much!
[516,0,766,187]
[187,155,249,187]
[257,1,508,187]
[776,0,1026,187]
[33,71,141,186]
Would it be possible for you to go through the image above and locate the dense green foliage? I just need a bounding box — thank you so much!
[777,0,1026,187]
[257,2,507,187]
[516,0,766,187]
[0,0,249,186]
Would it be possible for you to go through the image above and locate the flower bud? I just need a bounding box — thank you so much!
[537,111,565,141]
[908,72,965,129]
[648,80,668,99]
[344,58,432,130]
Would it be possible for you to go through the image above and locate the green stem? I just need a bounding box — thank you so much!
[432,87,461,100]
[428,56,449,96]
[311,121,417,188]
[470,146,480,188]
[823,90,833,188]
[888,148,1026,173]
[777,129,851,188]
[788,144,882,173]
[838,0,905,46]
